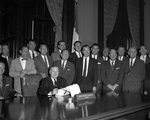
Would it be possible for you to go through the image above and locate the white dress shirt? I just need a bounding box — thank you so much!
[129,57,136,67]
[140,55,146,63]
[75,51,82,58]
[29,49,38,58]
[82,57,89,77]
[92,54,97,60]
[20,57,27,70]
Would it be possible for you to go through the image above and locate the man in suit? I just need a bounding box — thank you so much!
[0,56,9,76]
[139,46,150,94]
[53,50,75,85]
[91,43,103,90]
[101,49,124,92]
[27,39,39,59]
[51,40,66,61]
[37,66,68,96]
[34,43,53,78]
[1,44,13,69]
[123,47,145,93]
[0,62,22,99]
[68,41,82,64]
[102,47,110,61]
[9,45,37,94]
[74,44,98,93]
[117,46,128,62]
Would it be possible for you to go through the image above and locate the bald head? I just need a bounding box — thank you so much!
[128,47,137,59]
[109,49,117,61]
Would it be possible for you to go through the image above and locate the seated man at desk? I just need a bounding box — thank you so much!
[37,66,68,96]
[0,62,22,99]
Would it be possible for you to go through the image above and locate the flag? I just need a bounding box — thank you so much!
[72,0,79,52]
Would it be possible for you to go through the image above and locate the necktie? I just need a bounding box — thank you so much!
[111,61,114,70]
[130,59,133,69]
[44,56,48,67]
[61,61,65,70]
[112,61,114,66]
[32,51,35,58]
[83,58,87,77]
[54,78,57,86]
[0,80,3,90]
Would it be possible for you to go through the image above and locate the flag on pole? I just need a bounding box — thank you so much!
[72,0,79,52]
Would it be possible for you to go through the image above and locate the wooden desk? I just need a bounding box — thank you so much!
[0,91,150,120]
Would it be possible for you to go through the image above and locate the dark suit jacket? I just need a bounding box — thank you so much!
[101,60,124,91]
[74,57,98,92]
[34,55,53,77]
[37,76,68,96]
[123,57,145,93]
[52,60,75,85]
[0,75,17,98]
[68,52,79,64]
[0,56,9,76]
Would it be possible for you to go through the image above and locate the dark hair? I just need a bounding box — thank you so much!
[81,44,90,51]
[39,43,48,48]
[57,40,65,47]
[91,43,99,48]
[74,41,82,46]
[27,39,37,45]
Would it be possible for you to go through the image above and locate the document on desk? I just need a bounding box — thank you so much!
[55,84,81,97]
[66,84,81,97]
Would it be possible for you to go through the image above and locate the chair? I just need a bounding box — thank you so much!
[21,74,42,96]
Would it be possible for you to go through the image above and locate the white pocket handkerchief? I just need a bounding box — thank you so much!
[67,69,71,71]
[116,68,120,69]
[97,62,101,65]
[5,84,10,86]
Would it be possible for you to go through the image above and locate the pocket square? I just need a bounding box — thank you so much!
[67,69,71,71]
[97,62,101,65]
[5,84,10,86]
[116,68,120,69]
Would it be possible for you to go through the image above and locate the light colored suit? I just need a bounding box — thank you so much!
[9,58,37,93]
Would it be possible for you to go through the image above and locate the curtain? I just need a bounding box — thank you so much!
[127,0,140,48]
[62,0,75,52]
[104,0,119,47]
[46,0,63,50]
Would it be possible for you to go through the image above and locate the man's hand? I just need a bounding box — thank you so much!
[52,88,58,95]
[15,93,23,97]
[107,84,113,91]
[20,70,27,78]
[112,84,119,91]
[40,73,46,78]
[93,86,97,93]
[0,96,4,100]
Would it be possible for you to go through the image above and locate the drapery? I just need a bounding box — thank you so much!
[46,0,63,50]
[104,0,119,47]
[127,0,140,48]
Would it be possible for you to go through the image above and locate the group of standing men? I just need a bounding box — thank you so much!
[0,39,149,98]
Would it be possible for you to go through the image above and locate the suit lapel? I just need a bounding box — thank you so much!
[132,58,138,68]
